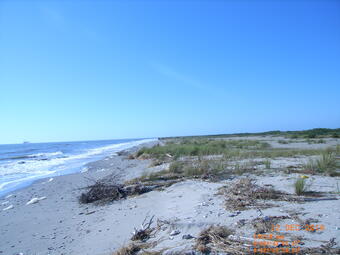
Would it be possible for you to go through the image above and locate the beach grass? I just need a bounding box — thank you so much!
[278,140,290,144]
[136,139,270,159]
[303,151,338,175]
[264,159,271,169]
[295,178,307,195]
[136,137,335,162]
[132,136,339,183]
[138,159,226,182]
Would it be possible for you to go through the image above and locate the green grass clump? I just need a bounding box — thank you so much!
[233,161,256,175]
[295,178,307,195]
[169,161,184,174]
[264,159,271,169]
[132,158,229,184]
[184,160,225,177]
[304,159,319,173]
[303,151,338,175]
[317,152,337,173]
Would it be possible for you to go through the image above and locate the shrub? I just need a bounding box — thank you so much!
[307,133,317,139]
[306,139,325,144]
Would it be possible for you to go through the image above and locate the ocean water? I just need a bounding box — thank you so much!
[0,138,156,197]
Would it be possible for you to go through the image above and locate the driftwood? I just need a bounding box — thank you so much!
[195,226,340,255]
[131,215,155,242]
[113,216,159,255]
[80,174,182,204]
[252,215,291,234]
[79,181,153,204]
[302,197,338,202]
[219,178,300,211]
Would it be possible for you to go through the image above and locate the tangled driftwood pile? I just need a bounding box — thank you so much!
[194,226,250,255]
[79,174,181,204]
[251,215,290,234]
[194,225,340,255]
[131,216,155,242]
[79,180,153,204]
[219,178,299,211]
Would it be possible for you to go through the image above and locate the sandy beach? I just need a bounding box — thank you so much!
[0,137,339,255]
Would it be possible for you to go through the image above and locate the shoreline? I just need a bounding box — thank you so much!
[0,139,158,199]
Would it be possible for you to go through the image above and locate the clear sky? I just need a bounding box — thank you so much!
[0,1,339,144]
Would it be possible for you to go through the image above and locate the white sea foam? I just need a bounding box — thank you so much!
[0,138,157,194]
[28,151,64,158]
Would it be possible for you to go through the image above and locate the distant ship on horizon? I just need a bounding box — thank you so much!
[23,141,30,144]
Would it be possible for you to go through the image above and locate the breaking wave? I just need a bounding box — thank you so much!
[0,138,156,196]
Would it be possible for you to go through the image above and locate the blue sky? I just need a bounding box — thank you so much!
[0,1,339,144]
